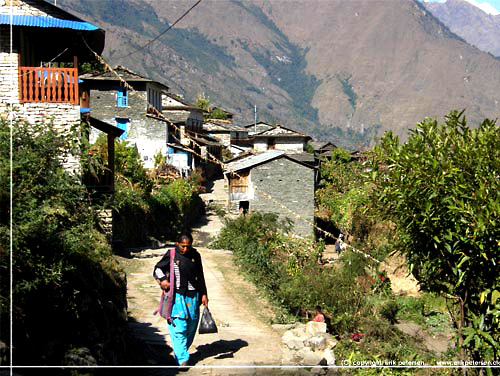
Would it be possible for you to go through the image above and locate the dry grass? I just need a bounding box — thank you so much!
[381,252,420,297]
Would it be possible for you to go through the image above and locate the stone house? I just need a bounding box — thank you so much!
[309,141,337,155]
[204,119,248,147]
[0,0,105,171]
[80,66,170,168]
[245,123,312,154]
[162,92,223,178]
[244,121,274,136]
[204,119,251,157]
[224,150,316,238]
[162,92,204,131]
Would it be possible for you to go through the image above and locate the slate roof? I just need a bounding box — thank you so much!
[163,92,193,107]
[244,121,274,135]
[225,150,315,173]
[163,112,190,124]
[254,125,311,139]
[225,150,285,172]
[80,66,169,90]
[186,131,222,147]
[310,141,337,151]
[288,153,316,164]
[204,121,247,133]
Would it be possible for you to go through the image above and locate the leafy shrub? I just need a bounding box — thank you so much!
[380,300,400,324]
[114,140,152,191]
[371,111,500,361]
[214,212,365,332]
[0,119,126,364]
[112,179,201,246]
[372,271,393,296]
[340,249,371,277]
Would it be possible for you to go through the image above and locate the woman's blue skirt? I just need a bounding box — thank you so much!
[167,290,200,365]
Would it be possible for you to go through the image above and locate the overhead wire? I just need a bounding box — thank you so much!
[82,40,391,269]
[17,47,69,80]
[114,0,204,61]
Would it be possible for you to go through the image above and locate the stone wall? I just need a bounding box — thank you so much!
[0,0,75,18]
[0,29,19,106]
[97,209,113,240]
[19,102,81,172]
[250,157,315,237]
[0,45,81,172]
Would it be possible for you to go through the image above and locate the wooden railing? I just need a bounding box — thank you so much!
[229,184,248,194]
[18,67,79,105]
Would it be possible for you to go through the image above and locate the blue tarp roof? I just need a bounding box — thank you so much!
[0,15,99,30]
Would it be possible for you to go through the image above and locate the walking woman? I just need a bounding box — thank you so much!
[153,234,209,366]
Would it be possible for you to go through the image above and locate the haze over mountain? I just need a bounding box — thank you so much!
[58,0,500,149]
[424,0,500,57]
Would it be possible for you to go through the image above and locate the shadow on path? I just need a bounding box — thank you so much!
[127,319,177,366]
[190,339,249,365]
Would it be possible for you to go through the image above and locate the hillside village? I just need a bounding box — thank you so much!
[2,0,499,372]
[0,0,349,240]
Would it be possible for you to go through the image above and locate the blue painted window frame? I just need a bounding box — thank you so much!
[117,87,128,107]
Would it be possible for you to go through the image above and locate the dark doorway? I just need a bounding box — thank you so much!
[239,201,249,215]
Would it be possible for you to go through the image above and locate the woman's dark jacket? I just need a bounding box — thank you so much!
[153,247,207,297]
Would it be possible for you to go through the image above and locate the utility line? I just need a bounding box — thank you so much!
[83,40,390,269]
[115,0,203,61]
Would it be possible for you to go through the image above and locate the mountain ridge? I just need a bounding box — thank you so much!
[58,0,500,150]
[424,0,500,57]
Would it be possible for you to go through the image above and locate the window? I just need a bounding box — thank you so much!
[117,87,128,107]
[147,86,162,111]
[116,118,129,140]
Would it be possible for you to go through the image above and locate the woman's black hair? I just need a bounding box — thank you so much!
[177,233,193,243]
[315,305,322,312]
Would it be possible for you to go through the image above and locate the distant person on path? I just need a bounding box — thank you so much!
[153,233,209,366]
[334,234,345,255]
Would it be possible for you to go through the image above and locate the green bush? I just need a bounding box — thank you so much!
[114,139,152,191]
[0,119,126,365]
[112,178,202,246]
[380,300,400,324]
[371,111,500,361]
[214,212,365,332]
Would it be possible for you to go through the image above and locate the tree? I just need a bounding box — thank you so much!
[316,148,369,241]
[370,111,500,362]
[194,95,228,120]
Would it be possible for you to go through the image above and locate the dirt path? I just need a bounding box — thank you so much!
[124,247,285,375]
[122,197,286,375]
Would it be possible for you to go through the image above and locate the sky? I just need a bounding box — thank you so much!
[424,0,500,15]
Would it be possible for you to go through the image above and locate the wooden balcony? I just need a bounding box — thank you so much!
[231,138,253,147]
[229,184,248,194]
[18,67,79,105]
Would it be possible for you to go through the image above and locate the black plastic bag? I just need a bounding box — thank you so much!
[198,306,218,334]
